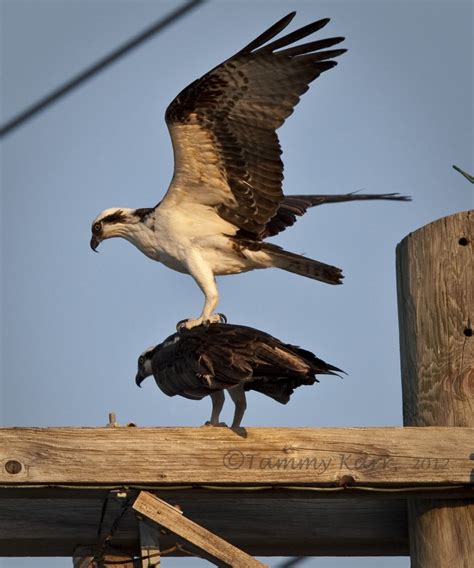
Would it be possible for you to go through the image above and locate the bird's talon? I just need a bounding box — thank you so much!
[205,314,226,326]
[177,318,208,330]
[176,319,189,332]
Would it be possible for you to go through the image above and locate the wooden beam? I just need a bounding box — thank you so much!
[1,426,472,557]
[0,427,472,486]
[0,486,413,557]
[397,210,474,567]
[133,491,267,567]
[2,486,473,557]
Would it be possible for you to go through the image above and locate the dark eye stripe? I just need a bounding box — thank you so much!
[101,210,125,224]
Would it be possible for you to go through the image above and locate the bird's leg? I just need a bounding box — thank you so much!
[228,384,247,429]
[203,391,227,427]
[177,260,225,330]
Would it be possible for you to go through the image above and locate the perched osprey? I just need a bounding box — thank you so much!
[91,12,409,329]
[135,323,343,428]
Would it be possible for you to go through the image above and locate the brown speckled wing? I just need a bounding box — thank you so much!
[263,193,412,238]
[151,326,254,398]
[150,323,343,402]
[164,13,346,240]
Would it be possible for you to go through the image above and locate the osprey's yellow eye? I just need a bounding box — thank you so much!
[139,356,145,366]
[93,223,101,233]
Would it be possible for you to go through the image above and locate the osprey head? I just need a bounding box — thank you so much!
[135,346,156,388]
[90,207,141,251]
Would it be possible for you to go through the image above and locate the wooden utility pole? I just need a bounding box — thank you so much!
[397,210,473,567]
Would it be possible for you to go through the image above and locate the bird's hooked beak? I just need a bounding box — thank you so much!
[135,372,145,388]
[90,235,101,252]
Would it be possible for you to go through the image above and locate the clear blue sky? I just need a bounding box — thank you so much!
[1,1,472,567]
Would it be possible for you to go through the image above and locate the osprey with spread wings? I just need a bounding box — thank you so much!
[90,12,408,329]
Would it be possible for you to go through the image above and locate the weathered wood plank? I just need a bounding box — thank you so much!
[0,427,472,486]
[0,488,410,556]
[397,210,474,567]
[408,500,474,568]
[134,491,267,567]
[397,210,474,428]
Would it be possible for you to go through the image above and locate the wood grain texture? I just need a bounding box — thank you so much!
[0,487,413,557]
[397,210,473,427]
[134,491,267,567]
[408,500,474,568]
[0,427,472,486]
[397,210,474,567]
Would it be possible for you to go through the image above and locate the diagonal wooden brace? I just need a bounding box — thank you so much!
[132,491,267,568]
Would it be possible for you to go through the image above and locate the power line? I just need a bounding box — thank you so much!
[0,0,207,138]
[276,558,308,568]
[453,164,474,183]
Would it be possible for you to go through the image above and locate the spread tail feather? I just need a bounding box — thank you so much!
[263,244,343,285]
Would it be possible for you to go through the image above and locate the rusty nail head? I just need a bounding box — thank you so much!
[339,474,355,487]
